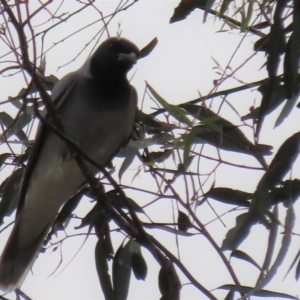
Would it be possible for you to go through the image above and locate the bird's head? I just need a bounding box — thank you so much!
[90,37,140,81]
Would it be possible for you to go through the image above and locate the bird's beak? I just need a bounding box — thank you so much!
[118,52,138,65]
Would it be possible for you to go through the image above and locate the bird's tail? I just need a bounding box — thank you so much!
[0,217,50,292]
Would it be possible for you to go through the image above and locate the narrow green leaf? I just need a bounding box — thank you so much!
[231,250,261,271]
[222,213,256,251]
[136,110,174,134]
[53,190,84,229]
[158,261,180,300]
[180,103,224,131]
[203,0,215,22]
[113,240,140,300]
[261,131,300,188]
[106,190,144,213]
[143,223,195,236]
[159,265,171,296]
[295,252,300,280]
[0,111,14,127]
[203,187,252,207]
[95,239,114,300]
[112,244,126,300]
[241,0,254,31]
[15,74,58,98]
[76,201,102,229]
[251,204,295,295]
[219,0,233,16]
[140,37,158,59]
[256,1,286,136]
[217,284,298,299]
[224,289,235,300]
[93,214,113,255]
[131,246,147,281]
[182,128,197,171]
[177,211,192,232]
[256,205,278,285]
[283,1,300,100]
[0,112,31,143]
[0,153,10,169]
[0,168,25,224]
[241,80,287,121]
[170,0,207,23]
[142,149,173,165]
[118,146,138,180]
[150,133,174,145]
[146,82,192,126]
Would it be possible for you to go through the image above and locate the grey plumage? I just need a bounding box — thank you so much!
[0,37,139,291]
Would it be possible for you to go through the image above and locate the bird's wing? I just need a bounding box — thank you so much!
[17,72,79,215]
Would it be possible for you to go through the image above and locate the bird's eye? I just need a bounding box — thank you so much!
[109,43,117,50]
[109,42,123,53]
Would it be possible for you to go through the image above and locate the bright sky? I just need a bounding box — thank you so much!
[0,1,299,300]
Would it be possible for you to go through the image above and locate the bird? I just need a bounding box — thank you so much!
[0,37,140,291]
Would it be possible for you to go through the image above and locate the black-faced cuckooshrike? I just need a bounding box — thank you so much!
[0,37,139,291]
